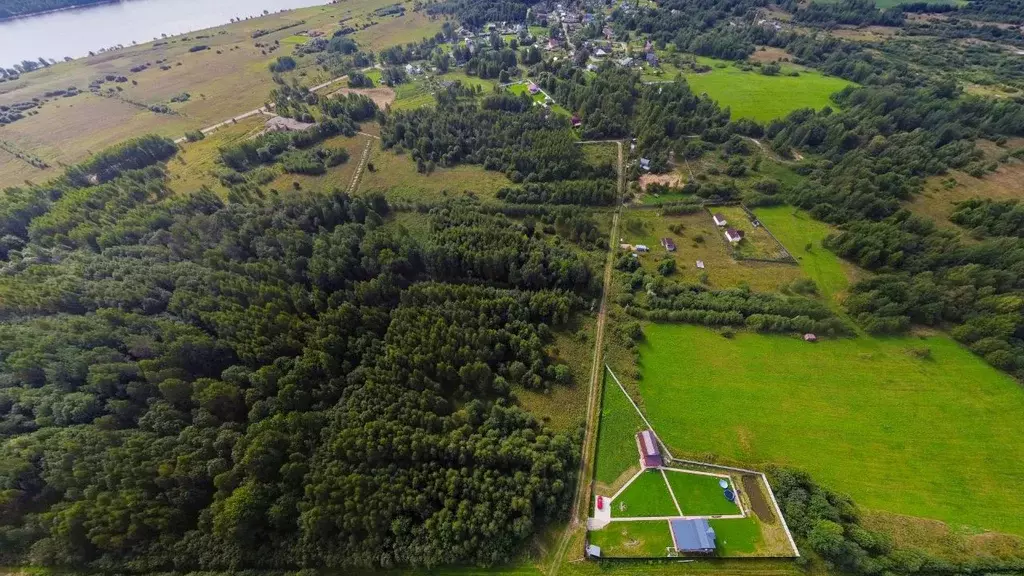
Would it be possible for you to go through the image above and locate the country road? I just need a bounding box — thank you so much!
[547,140,624,575]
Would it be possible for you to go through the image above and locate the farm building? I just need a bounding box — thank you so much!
[636,429,663,469]
[661,237,676,251]
[712,213,727,227]
[669,519,716,554]
[725,228,744,243]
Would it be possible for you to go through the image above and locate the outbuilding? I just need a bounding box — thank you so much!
[636,429,663,469]
[712,213,727,227]
[661,237,677,252]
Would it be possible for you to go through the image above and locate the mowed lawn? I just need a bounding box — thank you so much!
[588,521,674,557]
[684,58,852,122]
[664,471,738,516]
[637,323,1024,536]
[613,472,679,518]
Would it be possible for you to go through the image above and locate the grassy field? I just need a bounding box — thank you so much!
[755,206,855,306]
[353,11,445,51]
[588,521,674,557]
[612,472,680,518]
[665,471,739,516]
[712,206,790,261]
[594,372,647,490]
[683,57,853,122]
[358,146,513,203]
[636,323,1024,537]
[581,141,618,169]
[165,114,267,196]
[391,79,436,110]
[618,210,805,292]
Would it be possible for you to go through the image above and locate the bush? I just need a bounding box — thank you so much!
[184,130,205,142]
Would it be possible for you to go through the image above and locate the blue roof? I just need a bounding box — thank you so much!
[670,518,716,552]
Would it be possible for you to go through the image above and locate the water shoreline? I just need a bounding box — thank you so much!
[0,0,122,23]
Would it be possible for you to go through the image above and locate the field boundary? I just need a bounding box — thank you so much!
[603,366,800,557]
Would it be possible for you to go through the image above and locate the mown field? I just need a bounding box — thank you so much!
[683,57,853,122]
[635,322,1024,537]
[593,371,647,490]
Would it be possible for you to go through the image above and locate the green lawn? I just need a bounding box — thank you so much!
[683,57,853,122]
[612,471,679,518]
[594,373,647,488]
[637,323,1024,536]
[588,521,674,557]
[664,471,739,516]
[709,518,762,555]
[755,206,852,306]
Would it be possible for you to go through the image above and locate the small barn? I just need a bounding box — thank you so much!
[636,429,663,469]
[661,237,677,252]
[669,518,716,554]
[712,213,727,227]
[725,228,744,244]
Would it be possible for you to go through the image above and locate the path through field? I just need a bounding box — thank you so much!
[548,140,623,575]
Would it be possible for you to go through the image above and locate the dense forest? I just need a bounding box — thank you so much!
[0,133,588,570]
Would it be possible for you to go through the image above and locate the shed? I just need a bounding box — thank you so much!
[635,244,649,252]
[646,52,659,66]
[725,228,744,243]
[639,157,651,171]
[586,544,602,558]
[636,429,663,468]
[670,518,716,553]
[661,237,676,252]
[712,213,727,227]
[594,48,607,57]
[696,260,705,269]
[804,333,817,342]
[572,114,582,127]
[528,82,540,94]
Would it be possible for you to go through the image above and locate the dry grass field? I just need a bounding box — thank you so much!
[357,146,513,203]
[0,0,437,190]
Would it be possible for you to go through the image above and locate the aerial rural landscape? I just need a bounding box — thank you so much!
[1,0,1024,573]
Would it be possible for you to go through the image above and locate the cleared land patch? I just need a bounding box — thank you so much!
[358,146,513,203]
[711,205,791,262]
[636,323,1024,536]
[683,57,853,122]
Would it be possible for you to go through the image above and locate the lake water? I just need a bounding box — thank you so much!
[0,0,330,68]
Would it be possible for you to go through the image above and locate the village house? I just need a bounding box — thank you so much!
[660,237,676,252]
[670,519,717,554]
[712,213,727,227]
[725,228,744,243]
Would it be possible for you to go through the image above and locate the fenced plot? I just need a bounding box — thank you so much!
[710,205,794,263]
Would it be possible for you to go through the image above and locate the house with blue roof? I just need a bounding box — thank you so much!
[669,518,716,554]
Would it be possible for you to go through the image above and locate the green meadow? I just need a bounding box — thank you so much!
[684,57,853,122]
[636,323,1024,536]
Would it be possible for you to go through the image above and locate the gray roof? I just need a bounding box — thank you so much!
[670,518,716,552]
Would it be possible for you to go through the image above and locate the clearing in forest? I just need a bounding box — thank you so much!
[683,57,852,122]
